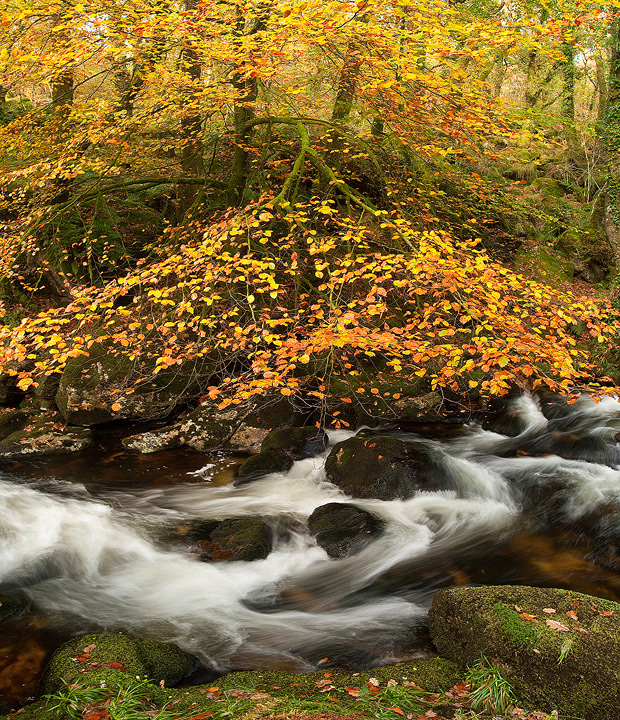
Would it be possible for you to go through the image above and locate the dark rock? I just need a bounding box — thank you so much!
[41,632,198,693]
[0,409,29,441]
[324,435,444,500]
[261,426,328,460]
[234,449,294,484]
[0,413,93,457]
[308,502,384,558]
[227,395,310,453]
[429,585,620,720]
[0,594,23,621]
[199,518,273,561]
[56,341,216,426]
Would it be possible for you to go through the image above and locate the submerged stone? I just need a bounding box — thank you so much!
[308,502,384,558]
[198,518,273,561]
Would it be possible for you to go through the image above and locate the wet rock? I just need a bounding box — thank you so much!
[227,395,310,453]
[234,449,294,484]
[308,503,384,558]
[261,427,328,460]
[391,392,444,422]
[429,585,620,720]
[324,435,443,500]
[198,518,273,561]
[0,413,93,457]
[56,342,215,426]
[0,594,24,622]
[41,632,198,694]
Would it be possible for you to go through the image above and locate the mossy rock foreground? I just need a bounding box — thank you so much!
[429,585,620,719]
[40,633,198,694]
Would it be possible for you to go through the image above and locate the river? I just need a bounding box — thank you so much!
[2,393,620,704]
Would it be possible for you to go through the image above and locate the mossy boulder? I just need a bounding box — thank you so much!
[324,435,445,500]
[308,502,384,558]
[198,518,273,561]
[40,633,198,694]
[179,401,250,452]
[261,427,328,460]
[0,408,29,441]
[429,585,620,719]
[0,412,93,457]
[56,342,215,426]
[227,395,311,453]
[234,448,294,484]
[327,374,432,427]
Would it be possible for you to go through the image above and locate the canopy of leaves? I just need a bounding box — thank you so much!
[0,0,618,413]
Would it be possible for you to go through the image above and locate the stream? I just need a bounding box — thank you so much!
[3,393,620,704]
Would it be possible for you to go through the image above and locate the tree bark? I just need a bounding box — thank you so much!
[602,17,620,262]
[178,0,205,213]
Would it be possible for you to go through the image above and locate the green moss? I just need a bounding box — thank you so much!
[429,585,620,720]
[40,633,197,694]
[493,602,541,649]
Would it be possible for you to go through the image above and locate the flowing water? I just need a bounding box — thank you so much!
[3,393,620,704]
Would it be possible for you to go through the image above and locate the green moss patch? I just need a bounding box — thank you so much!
[429,585,620,719]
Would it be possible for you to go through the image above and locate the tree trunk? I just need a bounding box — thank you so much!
[561,40,576,144]
[228,7,262,206]
[178,0,205,213]
[602,17,620,262]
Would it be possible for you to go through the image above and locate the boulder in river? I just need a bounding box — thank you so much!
[227,395,311,453]
[233,426,328,485]
[429,584,620,720]
[324,434,444,500]
[260,426,328,460]
[308,502,384,558]
[234,448,294,484]
[198,518,273,561]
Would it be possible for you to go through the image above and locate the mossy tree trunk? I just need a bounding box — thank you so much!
[561,40,577,145]
[602,17,620,264]
[178,0,205,213]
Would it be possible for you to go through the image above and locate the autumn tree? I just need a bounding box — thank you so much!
[0,0,618,418]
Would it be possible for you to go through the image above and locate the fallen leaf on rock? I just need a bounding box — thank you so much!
[603,610,614,617]
[344,687,360,697]
[546,619,569,631]
[542,608,556,614]
[519,612,538,622]
[315,679,334,692]
[566,611,578,621]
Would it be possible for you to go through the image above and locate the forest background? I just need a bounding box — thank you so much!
[1,0,620,421]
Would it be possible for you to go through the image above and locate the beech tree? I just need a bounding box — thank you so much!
[0,0,618,415]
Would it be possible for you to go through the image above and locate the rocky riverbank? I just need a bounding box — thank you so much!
[3,584,618,720]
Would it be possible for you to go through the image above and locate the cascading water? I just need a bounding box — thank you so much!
[3,393,620,700]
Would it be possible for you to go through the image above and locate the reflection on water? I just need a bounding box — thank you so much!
[2,394,620,703]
